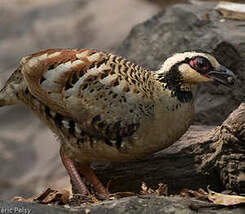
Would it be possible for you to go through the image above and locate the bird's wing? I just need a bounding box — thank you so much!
[21,49,154,141]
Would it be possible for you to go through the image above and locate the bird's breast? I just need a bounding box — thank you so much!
[127,100,195,158]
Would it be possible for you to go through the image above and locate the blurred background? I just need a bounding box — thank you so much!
[0,0,242,200]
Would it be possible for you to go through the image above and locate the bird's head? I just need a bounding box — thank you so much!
[156,51,235,91]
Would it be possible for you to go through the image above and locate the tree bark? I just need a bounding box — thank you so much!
[196,102,245,193]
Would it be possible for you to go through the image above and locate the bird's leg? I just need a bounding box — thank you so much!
[60,148,89,196]
[79,164,109,198]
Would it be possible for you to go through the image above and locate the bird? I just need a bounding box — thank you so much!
[0,48,235,198]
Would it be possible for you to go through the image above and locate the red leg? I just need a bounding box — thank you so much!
[79,164,108,198]
[60,148,89,196]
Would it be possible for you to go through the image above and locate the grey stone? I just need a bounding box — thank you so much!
[1,196,244,214]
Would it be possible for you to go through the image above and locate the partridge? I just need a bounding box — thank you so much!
[0,49,234,197]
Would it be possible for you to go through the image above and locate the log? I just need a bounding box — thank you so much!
[81,103,245,194]
[196,102,245,193]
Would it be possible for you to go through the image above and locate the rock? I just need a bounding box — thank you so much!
[116,1,245,125]
[1,196,245,214]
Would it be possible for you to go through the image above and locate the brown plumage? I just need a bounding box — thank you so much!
[0,49,235,197]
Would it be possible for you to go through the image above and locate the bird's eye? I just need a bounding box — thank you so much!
[190,57,210,74]
[196,58,206,67]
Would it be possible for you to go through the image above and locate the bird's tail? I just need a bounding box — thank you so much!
[0,66,23,107]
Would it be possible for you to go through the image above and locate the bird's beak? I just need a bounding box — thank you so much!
[207,65,235,86]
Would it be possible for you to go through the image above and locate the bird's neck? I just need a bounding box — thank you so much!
[154,68,193,103]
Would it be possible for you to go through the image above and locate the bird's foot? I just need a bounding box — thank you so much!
[60,148,90,196]
[78,164,109,199]
[60,147,109,199]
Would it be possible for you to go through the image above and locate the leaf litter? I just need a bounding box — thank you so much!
[11,183,245,208]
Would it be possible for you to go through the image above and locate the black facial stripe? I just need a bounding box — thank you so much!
[161,61,183,89]
[159,60,193,103]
